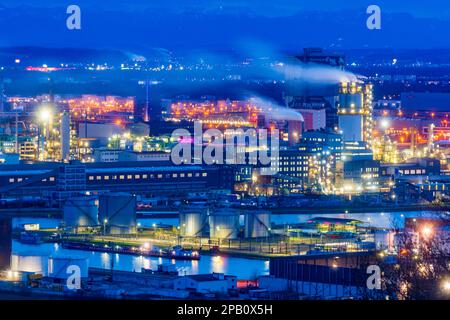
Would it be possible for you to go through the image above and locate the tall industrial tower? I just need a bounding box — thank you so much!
[337,82,373,146]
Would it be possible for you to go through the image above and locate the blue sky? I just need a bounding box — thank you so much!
[0,1,449,50]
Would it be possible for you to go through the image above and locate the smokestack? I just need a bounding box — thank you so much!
[60,111,71,162]
[257,114,266,129]
[288,120,302,146]
[428,124,435,152]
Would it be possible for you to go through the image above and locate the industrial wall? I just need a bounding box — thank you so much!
[0,216,11,270]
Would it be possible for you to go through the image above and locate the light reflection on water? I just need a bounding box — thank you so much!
[11,240,269,280]
[9,211,444,280]
[13,211,444,231]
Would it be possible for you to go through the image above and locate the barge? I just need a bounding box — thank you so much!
[61,242,200,260]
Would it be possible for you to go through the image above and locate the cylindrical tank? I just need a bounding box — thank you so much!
[209,208,240,239]
[11,253,49,276]
[48,256,88,279]
[179,206,209,237]
[63,196,99,228]
[244,210,271,238]
[98,193,137,234]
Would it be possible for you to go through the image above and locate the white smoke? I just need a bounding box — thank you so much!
[249,96,304,122]
[274,59,359,84]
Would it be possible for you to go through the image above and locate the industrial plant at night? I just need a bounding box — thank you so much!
[0,0,448,306]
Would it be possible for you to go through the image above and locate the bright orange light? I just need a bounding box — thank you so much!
[421,225,433,238]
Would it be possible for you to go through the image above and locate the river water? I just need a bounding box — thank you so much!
[9,210,444,279]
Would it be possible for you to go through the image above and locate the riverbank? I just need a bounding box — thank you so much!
[138,203,450,218]
[271,204,450,214]
[0,208,61,218]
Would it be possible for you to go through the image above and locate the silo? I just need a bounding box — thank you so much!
[99,193,137,234]
[244,210,271,238]
[48,256,89,280]
[63,196,99,229]
[179,206,209,237]
[209,208,240,239]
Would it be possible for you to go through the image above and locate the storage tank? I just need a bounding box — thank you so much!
[209,208,240,239]
[63,196,99,228]
[48,256,88,279]
[11,253,49,276]
[244,210,271,238]
[99,193,137,234]
[179,206,209,237]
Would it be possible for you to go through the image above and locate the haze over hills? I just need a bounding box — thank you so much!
[0,1,449,51]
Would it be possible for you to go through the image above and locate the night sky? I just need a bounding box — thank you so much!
[0,1,448,50]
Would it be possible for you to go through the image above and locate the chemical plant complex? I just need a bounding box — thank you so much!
[0,5,449,301]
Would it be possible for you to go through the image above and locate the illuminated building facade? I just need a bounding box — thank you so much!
[338,82,374,147]
[169,100,259,127]
[67,95,134,121]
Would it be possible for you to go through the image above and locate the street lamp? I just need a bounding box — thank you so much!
[36,106,52,160]
[421,225,433,239]
[103,218,108,235]
[442,279,450,294]
[38,107,52,123]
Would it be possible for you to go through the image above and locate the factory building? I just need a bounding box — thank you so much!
[179,273,237,294]
[338,82,374,147]
[380,158,441,178]
[261,251,378,299]
[343,159,380,192]
[272,146,310,192]
[0,161,235,199]
[285,48,346,130]
[298,108,326,131]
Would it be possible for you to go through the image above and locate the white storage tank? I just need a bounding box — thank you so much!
[209,208,240,239]
[11,253,49,276]
[179,206,209,237]
[244,210,271,238]
[99,193,137,234]
[63,196,99,228]
[48,256,89,280]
